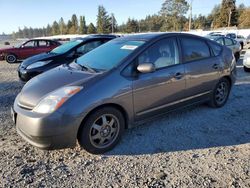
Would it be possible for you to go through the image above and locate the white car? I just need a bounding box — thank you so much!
[243,51,250,72]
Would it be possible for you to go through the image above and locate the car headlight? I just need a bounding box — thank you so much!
[33,86,83,114]
[26,60,52,70]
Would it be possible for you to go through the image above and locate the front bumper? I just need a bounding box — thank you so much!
[12,95,82,150]
[0,54,5,61]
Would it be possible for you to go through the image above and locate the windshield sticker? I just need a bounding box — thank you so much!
[121,45,138,50]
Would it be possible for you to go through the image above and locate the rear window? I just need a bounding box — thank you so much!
[225,38,233,46]
[181,37,211,62]
[208,41,222,56]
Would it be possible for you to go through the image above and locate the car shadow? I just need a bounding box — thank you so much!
[106,83,250,156]
[106,57,250,156]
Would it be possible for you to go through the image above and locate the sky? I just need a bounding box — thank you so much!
[0,0,249,34]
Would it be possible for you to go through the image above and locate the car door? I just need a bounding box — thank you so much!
[19,40,39,59]
[132,37,186,120]
[37,40,51,54]
[180,36,220,99]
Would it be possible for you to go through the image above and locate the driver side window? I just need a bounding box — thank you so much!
[138,38,179,69]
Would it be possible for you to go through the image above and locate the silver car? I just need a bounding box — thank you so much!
[206,35,241,61]
[12,33,236,154]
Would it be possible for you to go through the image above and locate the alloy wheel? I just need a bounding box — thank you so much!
[215,81,228,105]
[89,114,120,149]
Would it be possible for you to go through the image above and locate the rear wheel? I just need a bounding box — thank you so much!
[209,78,231,108]
[244,66,250,72]
[6,54,17,63]
[234,52,240,62]
[78,107,125,154]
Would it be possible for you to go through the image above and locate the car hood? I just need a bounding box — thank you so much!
[21,52,59,67]
[18,65,99,109]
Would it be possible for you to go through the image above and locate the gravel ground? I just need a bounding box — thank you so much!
[0,45,250,187]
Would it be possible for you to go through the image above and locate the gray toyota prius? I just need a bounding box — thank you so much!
[12,33,236,154]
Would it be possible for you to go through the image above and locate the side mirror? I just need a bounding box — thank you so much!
[20,45,24,48]
[137,63,155,73]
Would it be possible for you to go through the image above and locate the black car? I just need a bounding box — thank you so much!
[18,35,117,81]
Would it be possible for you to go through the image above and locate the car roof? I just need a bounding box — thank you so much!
[113,32,209,42]
[76,34,118,40]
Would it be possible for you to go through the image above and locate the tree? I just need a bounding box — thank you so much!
[110,13,118,33]
[79,16,87,34]
[217,0,237,27]
[46,24,52,36]
[59,17,67,34]
[96,5,111,33]
[238,8,250,28]
[68,14,79,34]
[52,21,60,35]
[159,0,189,31]
[87,23,97,34]
[126,18,139,33]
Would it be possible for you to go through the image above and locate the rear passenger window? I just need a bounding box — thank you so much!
[181,38,210,62]
[209,42,222,56]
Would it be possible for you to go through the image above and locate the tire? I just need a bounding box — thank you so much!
[240,42,244,50]
[209,78,231,108]
[6,54,17,63]
[234,52,240,62]
[244,66,250,72]
[78,107,125,154]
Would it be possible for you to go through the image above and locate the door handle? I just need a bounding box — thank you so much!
[212,64,219,69]
[174,72,183,79]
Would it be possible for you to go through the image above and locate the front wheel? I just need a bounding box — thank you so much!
[209,78,231,108]
[78,107,125,154]
[6,54,17,63]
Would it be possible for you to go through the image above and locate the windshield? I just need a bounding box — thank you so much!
[76,40,145,71]
[51,40,82,54]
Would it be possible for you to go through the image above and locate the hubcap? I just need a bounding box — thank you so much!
[7,55,16,63]
[89,114,119,149]
[215,82,228,105]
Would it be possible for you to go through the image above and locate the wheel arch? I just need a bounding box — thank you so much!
[77,103,129,138]
[222,75,232,88]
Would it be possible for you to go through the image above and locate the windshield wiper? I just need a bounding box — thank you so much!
[74,60,96,73]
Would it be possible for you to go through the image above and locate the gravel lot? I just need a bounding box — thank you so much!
[0,43,250,187]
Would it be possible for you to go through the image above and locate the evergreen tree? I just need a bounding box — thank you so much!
[52,21,60,35]
[96,5,111,33]
[59,17,67,34]
[70,14,79,33]
[217,0,237,27]
[110,13,118,33]
[126,18,139,33]
[79,16,87,34]
[87,23,97,34]
[46,24,52,36]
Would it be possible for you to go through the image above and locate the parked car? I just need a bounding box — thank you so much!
[18,35,117,82]
[206,35,241,61]
[226,33,247,49]
[0,39,61,63]
[243,50,250,72]
[12,33,236,154]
